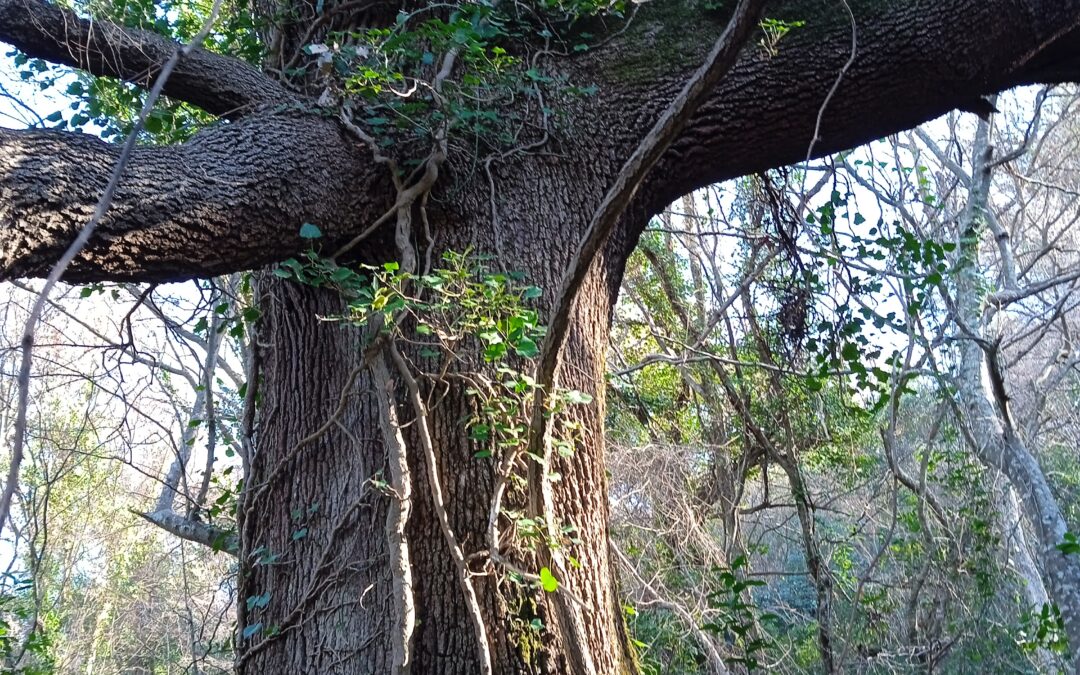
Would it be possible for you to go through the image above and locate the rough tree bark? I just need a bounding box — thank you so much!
[3,0,1080,673]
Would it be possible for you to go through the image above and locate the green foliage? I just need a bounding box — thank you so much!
[797,172,964,419]
[607,143,1073,672]
[7,0,624,156]
[277,247,549,367]
[1044,441,1080,526]
[627,604,711,675]
[9,0,261,143]
[701,557,776,671]
[1058,531,1080,556]
[758,18,805,57]
[1016,603,1070,656]
[0,381,238,671]
[326,6,521,145]
[0,575,54,674]
[538,567,559,592]
[295,0,617,159]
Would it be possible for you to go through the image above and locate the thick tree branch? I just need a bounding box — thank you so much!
[0,0,295,116]
[0,112,392,281]
[2,1,1080,284]
[646,0,1080,207]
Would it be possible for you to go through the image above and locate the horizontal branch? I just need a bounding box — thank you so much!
[0,0,295,116]
[2,0,1080,284]
[988,269,1080,307]
[0,112,393,281]
[639,0,1080,206]
[136,508,238,555]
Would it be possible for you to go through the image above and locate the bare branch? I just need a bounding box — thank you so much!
[613,544,731,675]
[2,0,227,538]
[137,508,237,554]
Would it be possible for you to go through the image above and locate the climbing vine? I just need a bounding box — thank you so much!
[268,235,598,668]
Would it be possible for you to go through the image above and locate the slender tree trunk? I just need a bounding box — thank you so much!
[998,485,1060,672]
[954,119,1080,670]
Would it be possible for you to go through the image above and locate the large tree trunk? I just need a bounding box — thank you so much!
[234,174,636,672]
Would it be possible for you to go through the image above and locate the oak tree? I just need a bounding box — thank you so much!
[3,0,1080,672]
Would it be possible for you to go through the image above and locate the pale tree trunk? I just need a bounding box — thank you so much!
[1000,487,1052,613]
[953,118,1080,670]
[998,485,1060,672]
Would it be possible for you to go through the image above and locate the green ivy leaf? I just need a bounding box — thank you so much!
[841,343,860,362]
[484,342,507,361]
[1057,532,1079,556]
[539,567,559,593]
[245,591,271,611]
[514,337,539,358]
[470,424,490,441]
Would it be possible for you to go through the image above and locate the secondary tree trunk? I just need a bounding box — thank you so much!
[954,120,1080,670]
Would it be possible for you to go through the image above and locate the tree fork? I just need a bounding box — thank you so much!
[3,3,1080,284]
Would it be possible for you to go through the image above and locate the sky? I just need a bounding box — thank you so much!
[0,52,64,129]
